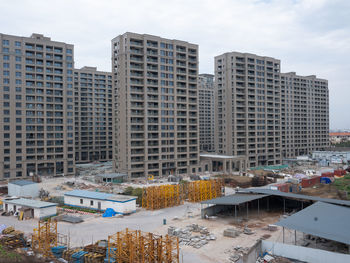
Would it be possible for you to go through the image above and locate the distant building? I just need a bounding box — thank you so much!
[0,33,75,179]
[8,180,39,198]
[329,132,350,145]
[95,173,127,184]
[215,52,281,168]
[112,32,200,178]
[74,67,113,163]
[312,150,350,165]
[3,198,57,219]
[64,190,136,214]
[281,72,329,157]
[198,74,215,152]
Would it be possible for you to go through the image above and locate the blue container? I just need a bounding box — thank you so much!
[71,250,88,263]
[51,246,66,258]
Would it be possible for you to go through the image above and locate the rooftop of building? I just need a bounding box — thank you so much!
[330,132,350,136]
[95,173,127,178]
[9,180,37,186]
[0,32,73,46]
[64,190,136,202]
[3,198,56,209]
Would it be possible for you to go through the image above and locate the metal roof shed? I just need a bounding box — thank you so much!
[276,201,350,245]
[201,193,269,219]
[239,188,350,207]
[201,194,268,205]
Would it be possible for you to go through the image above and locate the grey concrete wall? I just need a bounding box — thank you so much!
[243,239,261,263]
[262,240,350,263]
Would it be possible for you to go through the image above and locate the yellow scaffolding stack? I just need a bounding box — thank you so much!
[187,179,224,202]
[142,184,183,210]
[142,179,224,209]
[106,228,179,263]
[32,219,58,257]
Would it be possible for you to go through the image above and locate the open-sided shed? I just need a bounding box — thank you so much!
[276,201,350,247]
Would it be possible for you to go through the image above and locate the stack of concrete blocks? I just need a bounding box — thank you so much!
[168,224,216,249]
[223,228,241,238]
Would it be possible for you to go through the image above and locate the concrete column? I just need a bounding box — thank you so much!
[223,160,226,173]
[229,160,232,174]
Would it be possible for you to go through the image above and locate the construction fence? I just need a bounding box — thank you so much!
[142,179,224,210]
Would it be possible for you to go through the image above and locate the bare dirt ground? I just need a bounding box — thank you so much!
[299,183,344,199]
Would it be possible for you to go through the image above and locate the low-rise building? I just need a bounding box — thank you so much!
[330,132,350,145]
[64,190,136,215]
[3,198,57,219]
[95,173,127,184]
[8,180,39,198]
[312,150,350,165]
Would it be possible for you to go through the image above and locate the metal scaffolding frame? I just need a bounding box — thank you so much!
[142,184,184,210]
[32,219,58,257]
[106,228,179,263]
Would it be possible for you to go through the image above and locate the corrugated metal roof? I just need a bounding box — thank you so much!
[64,190,136,202]
[201,193,268,205]
[3,198,56,208]
[95,173,127,178]
[276,202,350,245]
[239,188,350,207]
[9,180,37,186]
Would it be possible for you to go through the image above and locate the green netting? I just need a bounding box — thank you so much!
[249,164,289,171]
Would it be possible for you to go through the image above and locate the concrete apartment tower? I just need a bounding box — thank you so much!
[112,32,200,178]
[0,33,75,179]
[215,52,282,168]
[281,72,329,158]
[74,67,113,163]
[198,74,215,152]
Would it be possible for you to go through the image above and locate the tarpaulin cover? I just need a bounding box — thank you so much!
[102,208,117,217]
[320,177,332,184]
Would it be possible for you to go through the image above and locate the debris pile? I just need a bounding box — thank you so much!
[168,224,216,249]
[243,226,255,235]
[224,246,249,262]
[256,253,293,263]
[0,226,28,249]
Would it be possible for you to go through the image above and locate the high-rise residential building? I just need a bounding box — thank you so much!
[281,72,329,157]
[74,66,113,163]
[215,52,282,168]
[112,32,199,178]
[198,73,215,152]
[0,33,75,179]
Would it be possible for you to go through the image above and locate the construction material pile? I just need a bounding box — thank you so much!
[142,179,224,210]
[168,224,216,249]
[0,226,27,249]
[107,228,179,263]
[142,184,184,210]
[224,246,250,262]
[187,179,224,202]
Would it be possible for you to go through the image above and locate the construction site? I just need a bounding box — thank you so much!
[1,161,350,262]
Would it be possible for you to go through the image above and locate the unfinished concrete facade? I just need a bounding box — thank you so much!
[281,72,329,158]
[112,32,200,178]
[74,66,113,163]
[198,74,215,152]
[0,33,75,179]
[215,52,282,168]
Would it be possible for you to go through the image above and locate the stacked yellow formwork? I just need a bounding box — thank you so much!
[106,228,179,263]
[187,179,224,202]
[32,219,58,257]
[142,184,183,210]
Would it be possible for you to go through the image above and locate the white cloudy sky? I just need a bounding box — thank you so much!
[1,0,349,129]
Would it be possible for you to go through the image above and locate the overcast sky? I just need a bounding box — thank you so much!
[1,0,349,129]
